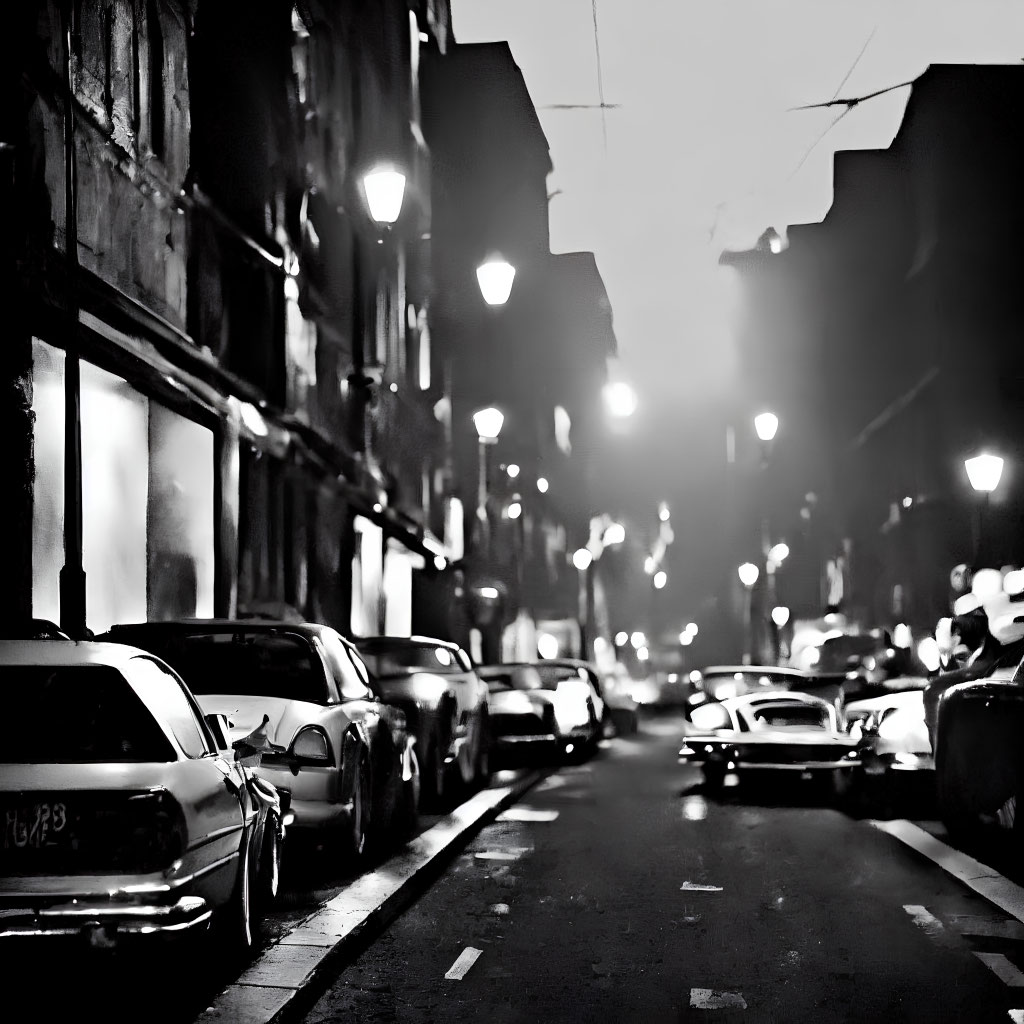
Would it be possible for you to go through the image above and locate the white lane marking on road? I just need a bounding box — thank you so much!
[903,905,948,943]
[976,953,1024,988]
[871,819,1024,925]
[950,915,1024,940]
[690,989,747,1010]
[490,903,510,915]
[680,882,724,892]
[1007,1010,1024,1022]
[445,947,483,980]
[474,848,530,861]
[497,807,560,822]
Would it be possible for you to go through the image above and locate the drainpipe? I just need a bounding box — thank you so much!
[59,0,86,637]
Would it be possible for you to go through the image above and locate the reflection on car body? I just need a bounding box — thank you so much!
[846,689,933,776]
[353,635,490,809]
[98,621,418,866]
[479,661,603,761]
[679,690,860,797]
[0,640,284,953]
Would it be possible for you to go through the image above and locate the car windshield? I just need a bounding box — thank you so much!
[0,665,176,763]
[534,664,586,687]
[356,641,463,677]
[122,631,328,704]
[484,668,544,692]
[704,671,788,690]
[751,704,831,729]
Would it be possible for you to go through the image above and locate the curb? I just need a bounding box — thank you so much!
[196,769,547,1024]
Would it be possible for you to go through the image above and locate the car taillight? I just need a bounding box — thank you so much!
[291,727,332,763]
[124,789,187,872]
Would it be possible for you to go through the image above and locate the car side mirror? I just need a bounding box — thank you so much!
[204,713,233,752]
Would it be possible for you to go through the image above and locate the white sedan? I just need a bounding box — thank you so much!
[0,640,284,952]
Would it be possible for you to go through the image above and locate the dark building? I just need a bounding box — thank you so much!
[722,63,1024,642]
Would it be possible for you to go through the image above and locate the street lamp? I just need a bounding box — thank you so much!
[476,256,516,306]
[473,406,504,556]
[965,452,1005,567]
[738,562,759,665]
[362,166,407,224]
[603,381,638,419]
[603,522,626,546]
[653,570,667,590]
[754,411,779,443]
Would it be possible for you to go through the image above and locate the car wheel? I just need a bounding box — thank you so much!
[339,756,370,868]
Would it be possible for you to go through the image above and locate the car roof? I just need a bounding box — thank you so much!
[0,638,158,667]
[353,634,462,652]
[701,665,808,677]
[104,619,330,641]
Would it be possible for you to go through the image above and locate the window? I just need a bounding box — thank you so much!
[751,704,830,730]
[0,665,175,763]
[141,631,330,704]
[129,657,211,758]
[318,629,373,701]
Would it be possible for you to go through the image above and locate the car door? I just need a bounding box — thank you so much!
[127,656,249,886]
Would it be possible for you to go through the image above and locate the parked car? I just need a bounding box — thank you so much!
[931,629,1024,840]
[477,664,560,766]
[478,662,602,760]
[353,635,490,807]
[0,639,285,952]
[98,621,419,865]
[679,690,860,798]
[846,688,934,781]
[533,659,607,733]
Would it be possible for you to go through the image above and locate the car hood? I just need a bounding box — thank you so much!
[372,673,454,707]
[196,694,339,749]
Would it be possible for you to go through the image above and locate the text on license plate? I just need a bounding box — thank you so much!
[4,802,69,849]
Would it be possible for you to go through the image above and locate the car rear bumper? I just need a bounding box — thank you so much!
[0,894,212,940]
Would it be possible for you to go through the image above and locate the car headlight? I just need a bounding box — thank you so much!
[712,682,738,701]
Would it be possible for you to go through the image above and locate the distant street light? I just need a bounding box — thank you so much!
[653,570,667,590]
[507,501,522,520]
[537,477,549,494]
[965,453,1004,493]
[630,631,646,649]
[771,606,790,627]
[472,407,504,559]
[506,463,521,479]
[615,631,628,646]
[476,256,516,306]
[572,548,593,571]
[362,166,407,224]
[754,411,779,442]
[768,542,790,566]
[965,452,1005,567]
[738,562,759,588]
[738,562,759,665]
[658,502,671,522]
[644,556,656,575]
[685,622,698,637]
[604,381,638,418]
[603,522,626,546]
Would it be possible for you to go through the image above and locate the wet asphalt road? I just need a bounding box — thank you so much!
[301,710,1024,1024]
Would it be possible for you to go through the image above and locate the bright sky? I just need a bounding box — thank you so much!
[451,1,1024,404]
[450,0,1024,605]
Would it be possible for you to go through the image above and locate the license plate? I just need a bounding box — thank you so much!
[3,801,71,850]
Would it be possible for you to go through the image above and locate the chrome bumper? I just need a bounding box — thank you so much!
[0,894,212,939]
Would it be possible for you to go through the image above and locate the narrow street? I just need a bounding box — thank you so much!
[301,712,1024,1024]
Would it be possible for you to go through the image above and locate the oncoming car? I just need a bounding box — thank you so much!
[679,691,860,798]
[0,640,285,953]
